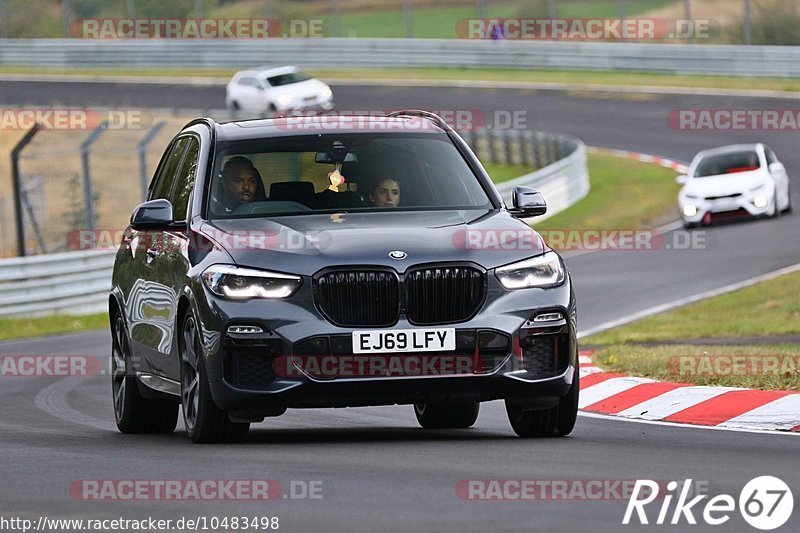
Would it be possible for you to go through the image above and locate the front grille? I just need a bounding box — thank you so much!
[705,193,742,201]
[405,265,485,325]
[315,270,399,327]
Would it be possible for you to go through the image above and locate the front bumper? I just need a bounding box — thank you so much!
[193,273,577,416]
[680,190,773,224]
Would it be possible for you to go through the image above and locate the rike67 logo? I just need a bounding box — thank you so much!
[624,476,794,530]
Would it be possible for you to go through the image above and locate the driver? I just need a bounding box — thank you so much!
[218,156,266,213]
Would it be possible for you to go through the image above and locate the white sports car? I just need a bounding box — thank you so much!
[678,144,791,228]
[225,65,334,115]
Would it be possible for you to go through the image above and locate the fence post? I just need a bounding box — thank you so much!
[332,0,341,37]
[404,0,413,38]
[743,0,752,45]
[10,123,41,257]
[138,121,166,201]
[0,0,8,39]
[80,122,108,233]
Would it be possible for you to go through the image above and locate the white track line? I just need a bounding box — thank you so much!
[578,411,800,436]
[579,262,800,339]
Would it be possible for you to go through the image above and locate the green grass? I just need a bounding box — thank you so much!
[594,344,800,391]
[536,153,679,231]
[586,270,800,345]
[483,162,534,183]
[584,269,800,390]
[5,65,799,94]
[0,313,108,342]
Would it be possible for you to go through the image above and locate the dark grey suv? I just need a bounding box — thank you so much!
[109,111,579,443]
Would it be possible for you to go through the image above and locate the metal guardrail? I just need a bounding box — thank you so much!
[0,128,588,318]
[2,39,800,77]
[0,249,115,317]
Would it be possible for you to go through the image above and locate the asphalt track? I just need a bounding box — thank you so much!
[0,80,799,532]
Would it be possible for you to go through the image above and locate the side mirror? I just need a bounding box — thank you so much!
[130,199,179,229]
[769,162,785,174]
[676,175,687,185]
[510,187,547,217]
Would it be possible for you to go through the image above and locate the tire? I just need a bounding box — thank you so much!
[111,314,178,434]
[505,365,579,438]
[413,401,479,429]
[180,312,249,443]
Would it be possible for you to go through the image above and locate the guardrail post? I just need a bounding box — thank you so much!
[138,121,166,201]
[743,0,752,45]
[80,121,108,233]
[10,123,41,257]
[0,0,8,39]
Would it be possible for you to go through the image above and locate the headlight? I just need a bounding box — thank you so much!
[495,252,565,290]
[753,195,769,208]
[276,94,295,106]
[683,204,698,217]
[202,265,302,299]
[321,86,333,99]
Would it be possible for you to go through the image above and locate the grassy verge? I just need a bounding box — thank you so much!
[537,153,679,231]
[0,313,108,342]
[2,65,800,93]
[585,269,800,390]
[594,344,800,391]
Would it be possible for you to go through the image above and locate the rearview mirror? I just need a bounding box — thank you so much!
[130,199,180,230]
[676,175,687,185]
[510,187,547,217]
[315,151,358,164]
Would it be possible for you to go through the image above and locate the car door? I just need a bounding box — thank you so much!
[127,137,190,375]
[148,135,201,380]
[237,77,266,111]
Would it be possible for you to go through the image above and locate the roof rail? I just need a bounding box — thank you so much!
[386,110,451,131]
[182,117,216,131]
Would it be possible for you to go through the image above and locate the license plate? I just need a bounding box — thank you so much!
[352,328,456,354]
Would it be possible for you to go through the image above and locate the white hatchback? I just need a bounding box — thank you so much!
[678,144,791,228]
[225,66,334,115]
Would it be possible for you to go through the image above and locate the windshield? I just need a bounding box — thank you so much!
[266,72,311,86]
[693,151,761,178]
[208,132,493,219]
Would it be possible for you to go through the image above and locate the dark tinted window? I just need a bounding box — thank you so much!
[266,72,310,87]
[150,138,189,200]
[170,137,200,221]
[694,151,761,178]
[209,132,492,218]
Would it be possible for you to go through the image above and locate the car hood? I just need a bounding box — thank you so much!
[682,169,766,197]
[201,210,547,276]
